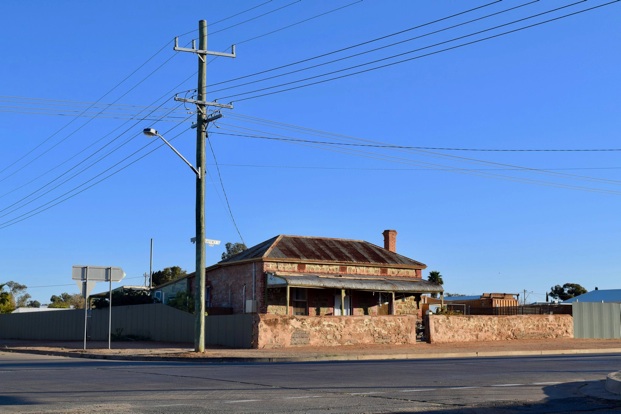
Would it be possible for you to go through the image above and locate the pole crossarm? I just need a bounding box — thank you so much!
[174,37,236,59]
[174,96,233,110]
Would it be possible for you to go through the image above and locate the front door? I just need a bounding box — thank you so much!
[334,294,351,316]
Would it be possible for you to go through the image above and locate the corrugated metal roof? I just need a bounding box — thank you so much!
[219,235,425,268]
[268,273,442,293]
[444,295,481,302]
[564,289,621,303]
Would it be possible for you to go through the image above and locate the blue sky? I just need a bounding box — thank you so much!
[1,0,620,305]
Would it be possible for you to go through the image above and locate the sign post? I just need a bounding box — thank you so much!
[72,266,125,350]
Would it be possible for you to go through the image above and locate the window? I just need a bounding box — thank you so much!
[292,288,307,315]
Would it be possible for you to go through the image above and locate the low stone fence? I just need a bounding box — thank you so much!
[256,314,418,349]
[428,314,573,343]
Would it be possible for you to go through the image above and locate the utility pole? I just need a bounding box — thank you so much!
[174,20,235,352]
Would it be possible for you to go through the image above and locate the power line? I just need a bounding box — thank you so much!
[212,131,621,153]
[0,40,176,181]
[216,1,618,103]
[176,0,275,37]
[235,0,364,46]
[210,0,302,36]
[206,129,245,245]
[210,0,502,87]
[205,162,621,173]
[0,119,194,230]
[209,119,621,193]
[0,102,186,219]
[0,57,198,208]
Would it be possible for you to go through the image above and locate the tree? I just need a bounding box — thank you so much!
[168,291,194,313]
[221,242,247,260]
[427,270,444,298]
[49,293,85,309]
[151,266,187,287]
[0,283,16,314]
[549,283,587,301]
[26,300,41,308]
[5,281,29,308]
[17,293,31,308]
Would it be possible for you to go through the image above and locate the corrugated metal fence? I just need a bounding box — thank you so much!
[573,302,621,339]
[0,304,256,348]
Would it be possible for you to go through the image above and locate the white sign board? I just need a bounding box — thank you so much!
[72,266,125,282]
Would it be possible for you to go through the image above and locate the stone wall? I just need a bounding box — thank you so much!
[428,314,573,343]
[256,314,418,348]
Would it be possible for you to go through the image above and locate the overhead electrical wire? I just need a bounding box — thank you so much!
[0,67,196,204]
[234,0,364,46]
[212,132,621,153]
[214,0,618,103]
[0,39,177,180]
[206,126,246,245]
[0,102,187,218]
[0,117,194,230]
[0,34,199,207]
[2,1,619,230]
[209,117,621,191]
[210,0,302,36]
[214,127,621,196]
[1,3,364,230]
[213,124,621,196]
[210,0,503,87]
[175,0,275,37]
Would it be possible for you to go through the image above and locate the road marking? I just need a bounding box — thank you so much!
[284,396,321,399]
[400,389,436,393]
[532,382,562,385]
[350,392,384,396]
[492,384,524,387]
[448,386,480,390]
[225,399,262,403]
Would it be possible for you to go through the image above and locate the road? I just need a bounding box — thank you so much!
[1,352,620,413]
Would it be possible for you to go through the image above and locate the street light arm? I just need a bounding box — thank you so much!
[143,128,201,178]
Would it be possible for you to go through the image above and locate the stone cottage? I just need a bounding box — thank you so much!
[204,230,442,318]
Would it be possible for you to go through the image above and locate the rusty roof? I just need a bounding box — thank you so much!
[218,235,426,268]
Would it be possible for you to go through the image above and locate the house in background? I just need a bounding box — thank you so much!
[203,229,442,317]
[152,277,191,306]
[423,293,519,315]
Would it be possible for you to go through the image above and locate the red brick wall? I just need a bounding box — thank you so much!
[207,262,266,314]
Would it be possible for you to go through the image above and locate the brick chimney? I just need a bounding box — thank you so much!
[382,229,397,252]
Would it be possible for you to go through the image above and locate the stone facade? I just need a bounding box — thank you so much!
[428,314,574,343]
[262,262,421,278]
[256,314,418,348]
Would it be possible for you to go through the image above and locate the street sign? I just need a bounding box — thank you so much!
[72,265,125,282]
[72,265,125,351]
[190,237,221,246]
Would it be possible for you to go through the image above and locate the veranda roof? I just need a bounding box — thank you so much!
[267,273,443,294]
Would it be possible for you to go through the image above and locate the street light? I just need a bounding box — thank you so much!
[142,127,206,352]
[142,128,200,178]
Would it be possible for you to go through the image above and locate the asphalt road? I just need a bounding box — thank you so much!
[1,352,620,413]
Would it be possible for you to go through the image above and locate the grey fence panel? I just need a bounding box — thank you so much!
[205,314,254,348]
[0,310,84,340]
[573,302,621,339]
[0,304,194,343]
